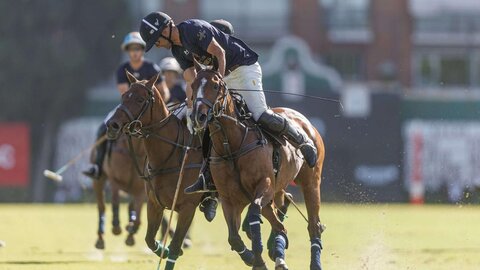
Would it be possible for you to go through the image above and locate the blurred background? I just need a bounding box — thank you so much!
[2,0,480,204]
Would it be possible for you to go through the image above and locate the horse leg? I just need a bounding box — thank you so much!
[164,205,196,270]
[262,202,289,270]
[159,217,170,241]
[267,192,291,260]
[93,178,106,249]
[300,171,324,270]
[222,201,254,266]
[248,197,269,270]
[145,197,168,258]
[125,193,143,246]
[111,183,122,235]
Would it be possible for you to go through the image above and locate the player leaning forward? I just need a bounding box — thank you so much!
[139,12,318,194]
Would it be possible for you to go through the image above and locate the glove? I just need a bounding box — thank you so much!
[186,107,194,134]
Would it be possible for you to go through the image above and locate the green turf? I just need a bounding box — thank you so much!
[0,203,479,270]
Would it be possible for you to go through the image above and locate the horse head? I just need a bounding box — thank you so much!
[191,67,227,133]
[106,70,163,140]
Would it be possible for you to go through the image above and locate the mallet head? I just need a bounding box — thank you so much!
[43,170,63,182]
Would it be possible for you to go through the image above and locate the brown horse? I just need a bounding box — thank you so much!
[191,69,326,270]
[90,133,147,249]
[105,72,204,270]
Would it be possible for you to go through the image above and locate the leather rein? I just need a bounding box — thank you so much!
[119,83,201,183]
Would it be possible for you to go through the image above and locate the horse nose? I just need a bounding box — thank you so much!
[107,120,121,131]
[106,119,122,140]
[196,112,208,125]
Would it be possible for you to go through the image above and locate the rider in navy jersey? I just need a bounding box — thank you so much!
[138,12,317,204]
[83,32,167,179]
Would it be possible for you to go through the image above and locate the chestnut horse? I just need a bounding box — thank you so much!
[105,72,204,270]
[91,133,146,249]
[191,69,326,270]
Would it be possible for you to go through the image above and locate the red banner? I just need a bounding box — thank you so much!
[0,123,30,187]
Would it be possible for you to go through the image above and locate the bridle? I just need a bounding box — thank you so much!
[116,82,201,179]
[193,70,238,131]
[117,82,157,138]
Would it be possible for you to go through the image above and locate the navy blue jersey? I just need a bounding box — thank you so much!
[116,60,162,85]
[175,19,258,71]
[171,45,194,71]
[168,82,187,103]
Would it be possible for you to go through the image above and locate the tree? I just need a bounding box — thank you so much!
[0,0,132,201]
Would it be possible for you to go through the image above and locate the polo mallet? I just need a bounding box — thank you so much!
[43,135,108,182]
[157,146,191,270]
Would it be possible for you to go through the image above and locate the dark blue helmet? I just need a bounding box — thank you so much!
[139,12,172,52]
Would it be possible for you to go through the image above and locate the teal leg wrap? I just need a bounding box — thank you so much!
[164,254,179,270]
[153,240,169,258]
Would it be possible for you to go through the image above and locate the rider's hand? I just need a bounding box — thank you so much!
[186,107,194,134]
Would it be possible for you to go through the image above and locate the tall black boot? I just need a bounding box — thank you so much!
[257,110,318,168]
[83,124,108,179]
[184,159,217,194]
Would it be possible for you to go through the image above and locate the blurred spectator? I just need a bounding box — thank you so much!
[159,57,187,104]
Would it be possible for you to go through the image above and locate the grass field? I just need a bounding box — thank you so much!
[0,203,479,270]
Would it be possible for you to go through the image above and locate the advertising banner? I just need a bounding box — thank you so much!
[0,123,30,187]
[404,120,480,203]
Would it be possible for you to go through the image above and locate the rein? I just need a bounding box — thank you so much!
[119,83,202,207]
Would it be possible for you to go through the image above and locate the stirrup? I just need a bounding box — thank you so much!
[82,164,101,179]
[184,174,217,194]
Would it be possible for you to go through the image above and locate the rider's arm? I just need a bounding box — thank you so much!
[117,83,129,95]
[183,66,196,108]
[207,38,226,76]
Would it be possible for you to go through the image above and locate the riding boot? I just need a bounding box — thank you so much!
[184,159,217,194]
[83,124,108,179]
[257,110,318,168]
[199,193,218,222]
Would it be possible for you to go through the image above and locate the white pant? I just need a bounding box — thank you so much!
[224,62,268,121]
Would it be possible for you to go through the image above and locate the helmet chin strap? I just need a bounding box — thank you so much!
[160,21,174,46]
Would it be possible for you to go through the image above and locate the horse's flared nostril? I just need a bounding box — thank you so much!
[108,121,120,131]
[198,113,207,123]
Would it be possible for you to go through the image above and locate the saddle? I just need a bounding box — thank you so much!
[230,93,283,178]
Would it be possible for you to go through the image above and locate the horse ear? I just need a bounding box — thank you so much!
[125,70,137,84]
[145,72,160,89]
[193,58,202,73]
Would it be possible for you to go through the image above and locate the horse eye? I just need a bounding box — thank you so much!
[213,84,219,90]
[135,97,144,103]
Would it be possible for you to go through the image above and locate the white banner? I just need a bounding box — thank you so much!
[404,120,480,202]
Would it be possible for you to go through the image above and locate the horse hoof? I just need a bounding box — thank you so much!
[125,235,135,246]
[183,238,193,249]
[252,265,269,270]
[112,226,122,235]
[275,258,289,270]
[95,239,105,250]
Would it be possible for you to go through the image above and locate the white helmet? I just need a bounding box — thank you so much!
[121,32,146,51]
[159,57,182,73]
